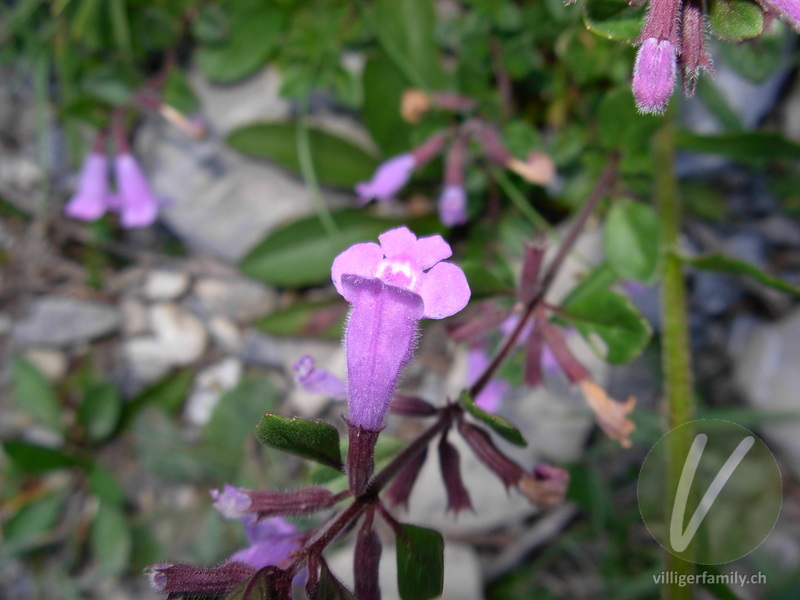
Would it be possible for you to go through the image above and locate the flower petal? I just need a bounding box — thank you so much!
[378,226,417,258]
[331,242,383,299]
[411,234,452,270]
[355,154,415,202]
[115,153,159,228]
[417,261,471,319]
[64,153,110,221]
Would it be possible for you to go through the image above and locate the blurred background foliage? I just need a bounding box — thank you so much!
[1,0,799,599]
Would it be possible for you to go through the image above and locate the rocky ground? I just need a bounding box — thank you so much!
[2,59,800,599]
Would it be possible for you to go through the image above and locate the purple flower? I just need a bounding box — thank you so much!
[211,484,252,520]
[632,38,677,114]
[761,0,800,30]
[229,517,301,570]
[355,154,416,204]
[293,355,346,400]
[438,185,468,227]
[332,227,471,431]
[64,153,110,221]
[114,153,159,228]
[467,345,509,413]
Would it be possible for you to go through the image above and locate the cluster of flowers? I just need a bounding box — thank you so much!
[629,0,800,114]
[355,91,555,227]
[64,133,160,229]
[148,227,585,598]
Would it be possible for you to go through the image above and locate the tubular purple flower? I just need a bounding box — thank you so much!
[633,38,677,114]
[759,0,800,29]
[467,345,509,414]
[332,227,470,493]
[64,152,110,221]
[355,154,416,204]
[293,355,347,400]
[229,517,301,570]
[333,227,471,431]
[114,153,159,228]
[439,185,468,227]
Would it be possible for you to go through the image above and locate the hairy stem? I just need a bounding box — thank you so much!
[655,124,695,598]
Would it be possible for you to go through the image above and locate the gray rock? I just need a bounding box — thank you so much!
[22,349,68,382]
[184,358,243,427]
[137,67,352,262]
[733,308,800,480]
[123,303,208,384]
[143,270,190,301]
[207,316,243,353]
[192,276,276,322]
[0,312,12,337]
[13,296,122,347]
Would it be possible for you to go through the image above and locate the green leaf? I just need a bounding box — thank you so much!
[3,494,65,554]
[2,440,77,473]
[708,0,764,42]
[256,298,345,338]
[561,289,652,364]
[604,200,661,282]
[362,51,412,155]
[81,67,132,105]
[108,0,133,60]
[682,253,800,296]
[396,524,444,600]
[459,391,527,447]
[460,262,516,298]
[227,121,378,189]
[121,368,193,427]
[582,0,645,42]
[716,23,787,83]
[204,376,279,474]
[318,560,356,599]
[372,0,446,89]
[78,382,122,443]
[225,568,286,600]
[195,2,284,83]
[561,262,619,307]
[239,210,441,288]
[90,502,132,576]
[11,357,62,433]
[88,465,126,505]
[676,131,800,162]
[597,87,661,151]
[256,414,343,470]
[163,69,199,114]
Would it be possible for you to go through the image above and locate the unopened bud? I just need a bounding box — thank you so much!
[411,131,448,167]
[147,561,256,596]
[680,0,714,96]
[540,322,589,384]
[447,302,513,343]
[632,38,677,115]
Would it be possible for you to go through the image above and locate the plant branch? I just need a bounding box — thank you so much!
[469,152,619,398]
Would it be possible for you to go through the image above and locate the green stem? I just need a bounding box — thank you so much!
[655,124,695,599]
[296,101,340,239]
[489,166,552,233]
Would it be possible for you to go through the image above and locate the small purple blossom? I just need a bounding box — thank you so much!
[293,355,346,400]
[355,154,415,204]
[467,345,509,414]
[761,0,800,30]
[114,153,159,228]
[211,484,252,520]
[332,227,470,431]
[632,38,677,114]
[64,153,110,221]
[229,517,301,570]
[439,185,468,227]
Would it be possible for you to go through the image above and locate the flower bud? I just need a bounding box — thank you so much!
[632,38,677,115]
[354,511,382,600]
[211,484,341,520]
[147,562,256,596]
[401,89,432,123]
[389,395,438,417]
[519,462,570,508]
[293,355,346,400]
